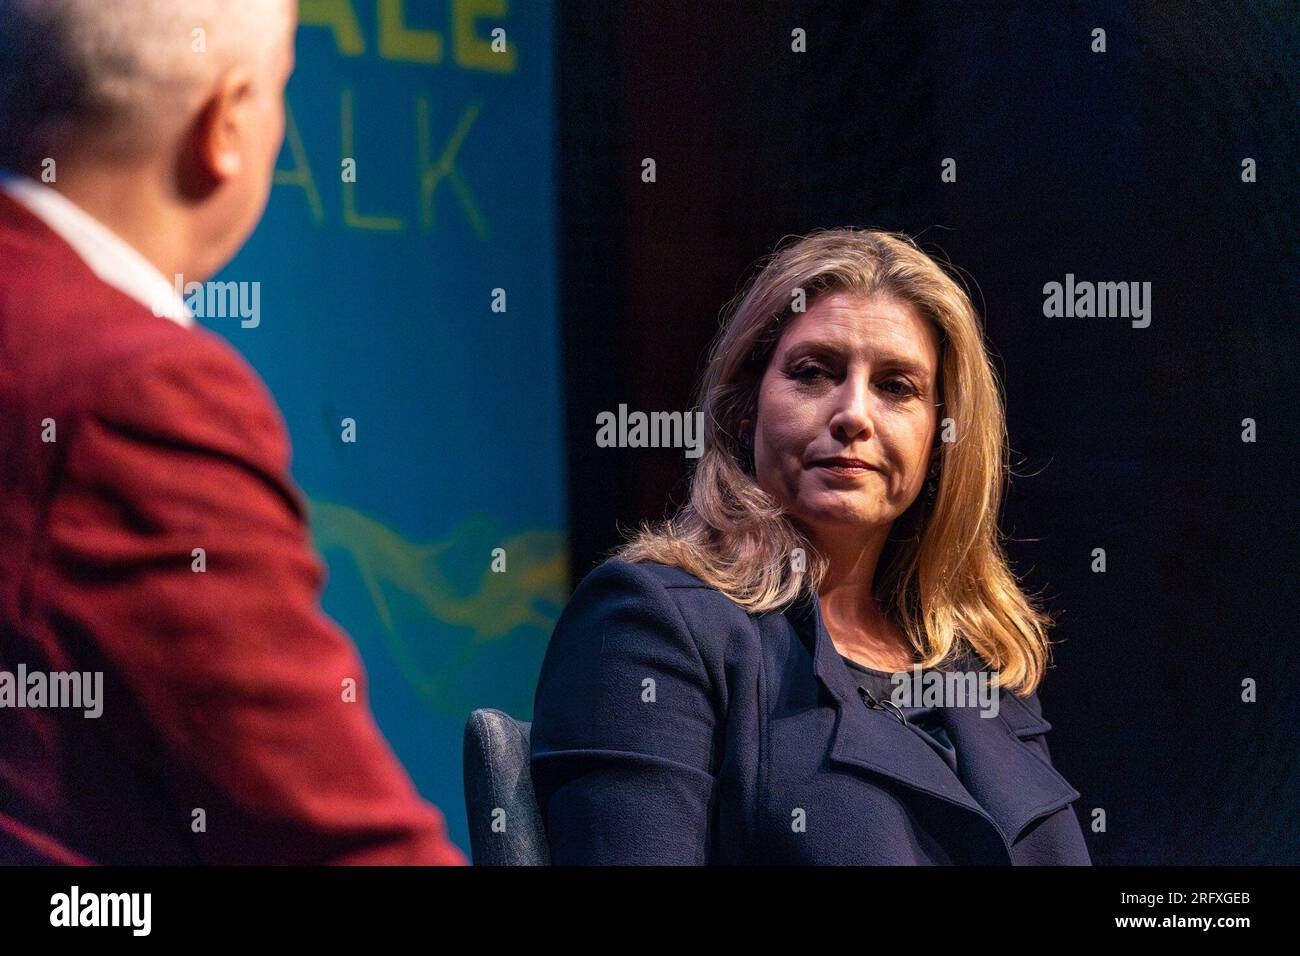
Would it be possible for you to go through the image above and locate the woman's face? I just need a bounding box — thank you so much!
[750,292,941,548]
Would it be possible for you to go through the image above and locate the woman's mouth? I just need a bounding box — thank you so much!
[809,457,879,477]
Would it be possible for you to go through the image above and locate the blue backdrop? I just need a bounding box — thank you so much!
[209,0,564,855]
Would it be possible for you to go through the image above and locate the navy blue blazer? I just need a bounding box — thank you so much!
[530,558,1092,864]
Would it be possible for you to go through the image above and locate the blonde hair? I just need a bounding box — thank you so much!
[613,227,1056,695]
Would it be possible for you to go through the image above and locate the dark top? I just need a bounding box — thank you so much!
[529,558,1093,864]
[839,654,960,776]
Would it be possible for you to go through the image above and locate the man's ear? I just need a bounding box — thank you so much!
[191,66,255,182]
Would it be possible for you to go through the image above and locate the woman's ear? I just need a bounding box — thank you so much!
[739,417,757,454]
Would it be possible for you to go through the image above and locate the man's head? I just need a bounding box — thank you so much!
[0,0,297,280]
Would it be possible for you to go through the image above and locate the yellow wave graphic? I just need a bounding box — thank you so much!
[307,498,568,713]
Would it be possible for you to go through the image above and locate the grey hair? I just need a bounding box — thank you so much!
[0,0,292,168]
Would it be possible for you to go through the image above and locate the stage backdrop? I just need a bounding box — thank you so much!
[208,0,564,854]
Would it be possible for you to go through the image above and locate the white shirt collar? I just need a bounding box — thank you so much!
[0,173,192,327]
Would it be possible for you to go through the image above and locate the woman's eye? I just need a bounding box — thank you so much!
[790,362,829,382]
[879,379,918,398]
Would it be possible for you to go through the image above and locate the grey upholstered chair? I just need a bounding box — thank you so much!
[462,709,550,865]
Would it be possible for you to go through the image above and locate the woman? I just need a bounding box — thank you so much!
[529,228,1091,865]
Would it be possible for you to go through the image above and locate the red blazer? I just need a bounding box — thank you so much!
[0,193,466,865]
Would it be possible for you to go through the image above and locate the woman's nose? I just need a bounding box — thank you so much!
[828,373,876,441]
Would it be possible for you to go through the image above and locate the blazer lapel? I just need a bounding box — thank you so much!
[786,589,1080,851]
[942,675,1082,846]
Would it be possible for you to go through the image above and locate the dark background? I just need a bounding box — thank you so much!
[555,0,1299,865]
